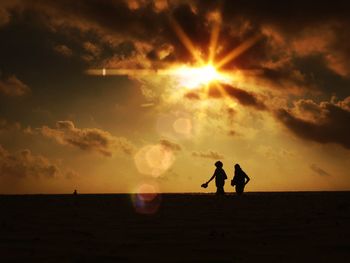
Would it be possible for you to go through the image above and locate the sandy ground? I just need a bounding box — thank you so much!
[0,192,349,262]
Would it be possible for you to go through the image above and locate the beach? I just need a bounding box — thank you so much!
[0,192,349,262]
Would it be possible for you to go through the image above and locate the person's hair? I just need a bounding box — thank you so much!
[215,161,223,168]
[234,163,241,169]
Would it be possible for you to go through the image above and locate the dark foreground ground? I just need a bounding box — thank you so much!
[0,192,350,263]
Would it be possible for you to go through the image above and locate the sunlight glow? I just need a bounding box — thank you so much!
[87,10,260,99]
[172,64,230,89]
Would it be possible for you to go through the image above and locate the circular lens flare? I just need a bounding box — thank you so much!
[131,183,161,215]
[134,144,175,177]
[173,118,192,135]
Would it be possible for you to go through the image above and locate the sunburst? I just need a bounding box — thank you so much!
[87,9,260,94]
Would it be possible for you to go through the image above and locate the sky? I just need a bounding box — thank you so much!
[0,0,349,194]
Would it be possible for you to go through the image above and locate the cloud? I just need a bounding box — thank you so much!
[40,120,135,156]
[53,44,73,57]
[81,41,102,62]
[208,84,266,110]
[286,24,350,78]
[2,0,349,99]
[310,163,331,177]
[192,150,224,160]
[184,91,200,100]
[159,139,182,152]
[0,144,59,178]
[2,1,350,138]
[275,97,350,149]
[223,85,266,110]
[0,6,10,26]
[0,0,20,27]
[227,130,237,137]
[0,118,21,131]
[0,75,30,97]
[83,41,101,56]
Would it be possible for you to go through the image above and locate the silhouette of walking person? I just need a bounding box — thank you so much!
[201,161,227,195]
[231,164,250,195]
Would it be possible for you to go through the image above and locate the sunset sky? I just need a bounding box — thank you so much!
[0,0,349,194]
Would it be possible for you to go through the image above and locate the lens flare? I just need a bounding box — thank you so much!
[131,183,161,215]
[134,144,175,177]
[173,118,192,135]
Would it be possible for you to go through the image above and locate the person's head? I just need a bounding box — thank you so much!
[234,163,241,170]
[215,161,223,168]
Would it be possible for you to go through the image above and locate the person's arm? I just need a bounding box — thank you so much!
[207,173,216,184]
[244,173,250,185]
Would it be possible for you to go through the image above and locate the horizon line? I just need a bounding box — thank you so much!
[1,190,350,196]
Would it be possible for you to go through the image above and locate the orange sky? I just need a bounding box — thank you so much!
[0,0,349,193]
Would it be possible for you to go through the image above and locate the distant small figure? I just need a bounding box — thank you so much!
[201,161,227,195]
[231,164,250,195]
[73,189,78,196]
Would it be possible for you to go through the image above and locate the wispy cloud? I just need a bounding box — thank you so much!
[192,150,224,160]
[0,144,58,178]
[310,163,331,177]
[53,44,73,57]
[40,120,135,157]
[0,75,30,97]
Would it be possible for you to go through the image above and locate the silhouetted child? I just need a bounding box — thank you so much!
[231,164,250,195]
[202,161,227,195]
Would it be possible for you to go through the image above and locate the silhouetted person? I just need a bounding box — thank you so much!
[231,164,250,195]
[73,189,78,196]
[202,161,227,195]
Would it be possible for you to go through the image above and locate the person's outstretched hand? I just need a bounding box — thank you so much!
[201,182,208,188]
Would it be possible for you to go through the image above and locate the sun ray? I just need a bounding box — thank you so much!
[211,82,228,98]
[215,34,261,69]
[86,68,174,76]
[169,16,204,63]
[87,10,259,97]
[208,11,222,64]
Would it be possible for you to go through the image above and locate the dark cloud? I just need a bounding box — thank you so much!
[0,144,59,178]
[40,121,135,156]
[0,0,17,27]
[1,0,349,99]
[227,130,237,137]
[0,0,349,153]
[192,150,224,160]
[184,91,200,100]
[159,139,182,152]
[310,163,331,177]
[223,84,266,110]
[0,75,30,97]
[0,7,10,26]
[275,97,350,149]
[0,118,21,131]
[53,44,73,57]
[208,84,266,110]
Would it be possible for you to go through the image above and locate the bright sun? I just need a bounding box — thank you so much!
[87,10,259,94]
[172,63,230,89]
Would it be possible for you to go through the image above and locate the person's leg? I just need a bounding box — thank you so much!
[216,186,225,195]
[235,184,244,195]
[220,186,225,195]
